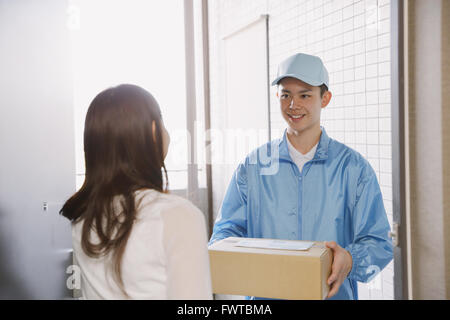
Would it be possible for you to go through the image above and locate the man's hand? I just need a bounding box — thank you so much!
[324,241,353,299]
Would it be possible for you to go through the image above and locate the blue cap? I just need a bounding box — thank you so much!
[271,53,329,88]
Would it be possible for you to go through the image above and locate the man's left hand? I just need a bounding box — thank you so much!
[324,241,353,299]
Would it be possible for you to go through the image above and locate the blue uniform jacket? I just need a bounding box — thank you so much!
[209,127,393,300]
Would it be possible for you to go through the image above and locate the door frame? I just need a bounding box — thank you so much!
[391,0,411,300]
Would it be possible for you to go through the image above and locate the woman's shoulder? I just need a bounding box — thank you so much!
[135,189,202,219]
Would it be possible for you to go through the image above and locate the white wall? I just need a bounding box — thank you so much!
[208,0,393,300]
[0,0,75,299]
[407,0,450,299]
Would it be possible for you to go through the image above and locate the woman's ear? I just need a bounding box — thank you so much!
[152,120,157,143]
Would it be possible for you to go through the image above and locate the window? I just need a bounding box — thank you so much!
[70,0,188,191]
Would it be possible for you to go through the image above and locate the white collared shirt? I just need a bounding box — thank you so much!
[72,189,212,300]
[286,134,318,173]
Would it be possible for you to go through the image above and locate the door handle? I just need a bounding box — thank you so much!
[388,222,399,247]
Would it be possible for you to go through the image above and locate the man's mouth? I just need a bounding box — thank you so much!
[288,113,306,121]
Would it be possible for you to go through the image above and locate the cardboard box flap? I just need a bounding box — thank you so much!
[209,237,326,258]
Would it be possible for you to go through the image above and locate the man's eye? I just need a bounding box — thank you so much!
[281,94,290,99]
[301,95,310,99]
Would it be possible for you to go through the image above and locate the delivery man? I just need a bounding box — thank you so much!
[209,53,393,300]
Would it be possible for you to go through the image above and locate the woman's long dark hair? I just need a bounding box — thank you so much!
[60,84,168,294]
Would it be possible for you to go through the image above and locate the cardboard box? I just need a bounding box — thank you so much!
[208,237,332,300]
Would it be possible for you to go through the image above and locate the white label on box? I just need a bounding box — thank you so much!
[234,239,314,251]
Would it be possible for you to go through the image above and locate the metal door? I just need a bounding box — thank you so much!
[0,0,75,299]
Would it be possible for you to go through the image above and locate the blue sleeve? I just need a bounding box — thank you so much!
[208,162,248,245]
[345,164,394,283]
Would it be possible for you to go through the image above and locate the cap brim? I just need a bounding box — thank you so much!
[271,74,325,87]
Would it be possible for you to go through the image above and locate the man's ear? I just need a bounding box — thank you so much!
[321,91,332,109]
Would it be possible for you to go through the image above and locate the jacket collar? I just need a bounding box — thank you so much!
[278,126,330,162]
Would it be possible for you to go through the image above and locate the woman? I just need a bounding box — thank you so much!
[60,84,212,299]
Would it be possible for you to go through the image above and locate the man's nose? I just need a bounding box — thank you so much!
[289,96,301,109]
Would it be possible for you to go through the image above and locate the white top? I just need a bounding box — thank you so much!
[286,134,318,173]
[72,189,213,300]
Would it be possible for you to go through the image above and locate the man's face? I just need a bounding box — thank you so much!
[277,77,331,135]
